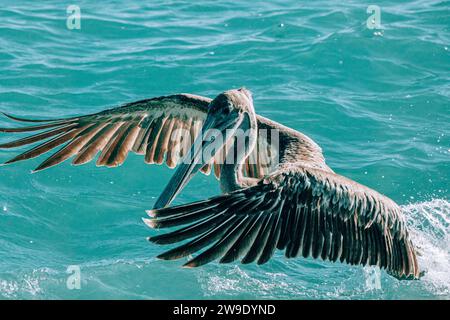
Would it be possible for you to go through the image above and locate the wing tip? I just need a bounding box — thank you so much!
[0,112,42,123]
[146,209,157,217]
[32,162,54,173]
[1,111,78,123]
[182,262,196,268]
[182,259,202,268]
[142,217,157,229]
[72,158,89,166]
[156,252,177,260]
[146,236,161,244]
[147,235,158,243]
[2,158,17,166]
[0,111,15,120]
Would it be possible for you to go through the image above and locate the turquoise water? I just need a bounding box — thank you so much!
[0,0,449,299]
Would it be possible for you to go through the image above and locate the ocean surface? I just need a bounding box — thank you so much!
[0,0,448,299]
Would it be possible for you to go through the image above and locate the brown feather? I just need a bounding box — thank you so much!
[135,122,154,155]
[144,116,166,164]
[0,121,75,133]
[108,122,142,167]
[132,117,153,154]
[72,122,122,165]
[1,112,79,123]
[97,122,134,167]
[0,123,78,149]
[166,119,183,168]
[155,117,175,165]
[3,126,88,165]
[33,123,107,172]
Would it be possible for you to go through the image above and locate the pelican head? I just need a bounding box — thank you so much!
[153,88,257,209]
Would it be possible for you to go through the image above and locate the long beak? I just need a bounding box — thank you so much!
[153,113,241,209]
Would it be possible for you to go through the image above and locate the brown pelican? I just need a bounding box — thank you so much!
[0,88,420,280]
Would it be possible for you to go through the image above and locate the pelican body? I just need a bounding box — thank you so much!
[0,88,420,280]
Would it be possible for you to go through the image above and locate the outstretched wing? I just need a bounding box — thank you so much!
[145,164,420,280]
[0,94,285,179]
[0,94,210,172]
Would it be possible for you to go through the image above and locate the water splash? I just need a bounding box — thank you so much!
[402,199,450,296]
[0,267,58,299]
[364,267,382,291]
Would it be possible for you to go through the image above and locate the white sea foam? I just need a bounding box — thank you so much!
[0,267,57,299]
[402,199,450,296]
